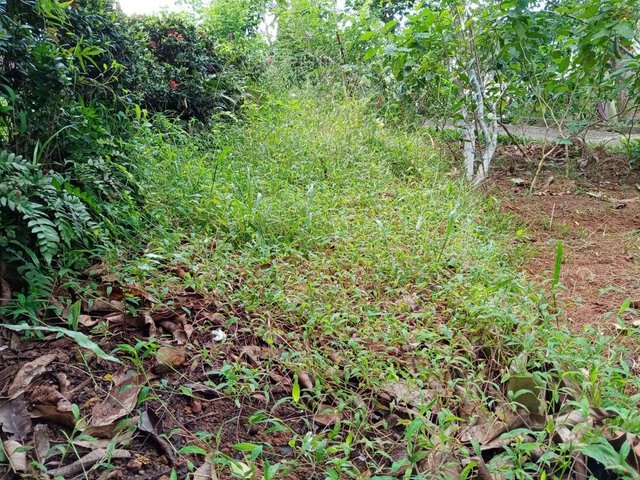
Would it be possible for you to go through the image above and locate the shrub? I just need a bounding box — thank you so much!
[0,1,254,306]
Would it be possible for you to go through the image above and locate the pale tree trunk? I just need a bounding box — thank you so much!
[461,68,499,185]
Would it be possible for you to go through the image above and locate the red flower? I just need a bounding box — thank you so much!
[169,79,179,90]
[266,57,273,64]
[149,40,157,49]
[167,29,185,42]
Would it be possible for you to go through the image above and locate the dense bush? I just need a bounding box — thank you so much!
[137,14,247,119]
[0,0,258,306]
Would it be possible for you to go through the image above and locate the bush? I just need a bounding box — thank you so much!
[136,13,245,119]
[0,0,256,307]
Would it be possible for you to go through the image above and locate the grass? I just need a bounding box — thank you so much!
[14,90,640,478]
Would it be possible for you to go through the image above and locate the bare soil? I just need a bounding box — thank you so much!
[489,144,640,330]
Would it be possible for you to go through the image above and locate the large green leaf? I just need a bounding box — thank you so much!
[1,323,120,363]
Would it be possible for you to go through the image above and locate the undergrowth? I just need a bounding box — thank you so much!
[95,91,640,478]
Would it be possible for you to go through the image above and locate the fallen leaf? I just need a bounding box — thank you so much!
[298,371,314,390]
[0,396,31,440]
[78,314,100,328]
[49,448,131,477]
[8,353,57,398]
[3,439,27,472]
[29,384,72,412]
[139,409,176,464]
[153,346,186,374]
[90,370,141,427]
[194,460,219,480]
[31,404,77,428]
[313,404,342,427]
[33,424,51,463]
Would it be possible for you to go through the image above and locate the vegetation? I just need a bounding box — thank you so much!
[0,0,639,479]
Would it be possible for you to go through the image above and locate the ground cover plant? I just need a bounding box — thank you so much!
[1,0,640,479]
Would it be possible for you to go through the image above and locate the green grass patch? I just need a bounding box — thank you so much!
[89,92,640,478]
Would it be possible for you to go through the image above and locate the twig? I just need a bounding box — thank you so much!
[498,120,533,163]
[530,145,559,193]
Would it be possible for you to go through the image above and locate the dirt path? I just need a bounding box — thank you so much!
[505,124,640,145]
[427,120,640,145]
[489,149,640,330]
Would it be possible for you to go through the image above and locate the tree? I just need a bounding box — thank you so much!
[202,0,267,40]
[381,0,505,184]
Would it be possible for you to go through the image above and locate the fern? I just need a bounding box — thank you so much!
[0,149,104,270]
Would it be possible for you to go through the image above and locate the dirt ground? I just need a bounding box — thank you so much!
[489,144,640,331]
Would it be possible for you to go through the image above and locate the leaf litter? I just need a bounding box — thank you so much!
[0,270,639,479]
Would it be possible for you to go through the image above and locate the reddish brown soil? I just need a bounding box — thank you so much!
[489,146,640,330]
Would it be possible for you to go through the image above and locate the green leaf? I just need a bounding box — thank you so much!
[1,324,120,363]
[359,31,375,42]
[292,376,300,403]
[557,56,570,73]
[233,443,257,452]
[613,23,635,40]
[178,445,207,455]
[68,300,81,331]
[580,439,637,476]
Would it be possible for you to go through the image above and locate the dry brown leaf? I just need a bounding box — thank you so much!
[90,370,141,427]
[31,404,77,428]
[3,439,27,472]
[29,385,72,412]
[0,396,31,440]
[313,404,342,427]
[33,424,50,463]
[139,409,176,464]
[8,353,57,398]
[194,460,219,480]
[153,346,186,374]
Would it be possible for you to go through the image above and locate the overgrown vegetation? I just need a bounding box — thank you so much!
[1,0,640,479]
